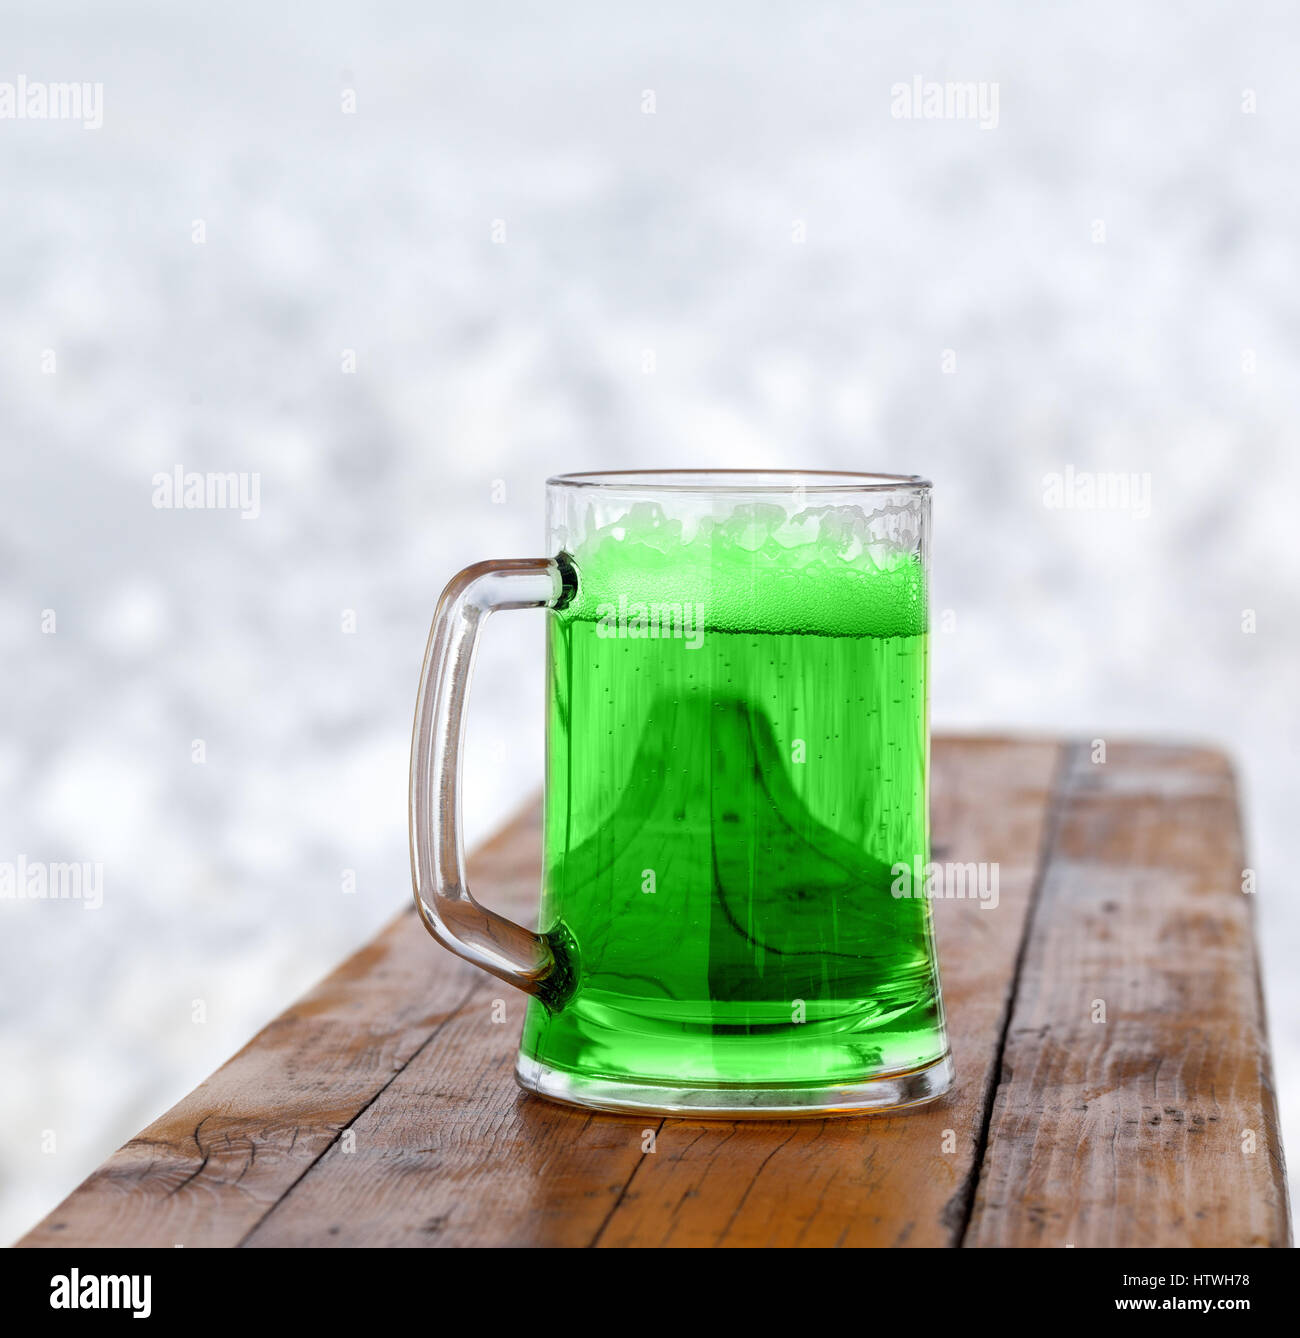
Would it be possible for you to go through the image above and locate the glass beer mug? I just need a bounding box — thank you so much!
[410,470,952,1116]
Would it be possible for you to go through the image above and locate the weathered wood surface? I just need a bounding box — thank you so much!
[17,809,542,1250]
[18,737,1290,1248]
[585,737,1059,1249]
[965,742,1290,1247]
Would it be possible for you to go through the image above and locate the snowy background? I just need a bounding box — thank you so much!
[3,0,1297,1240]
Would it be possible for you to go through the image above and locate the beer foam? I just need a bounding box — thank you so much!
[565,502,927,637]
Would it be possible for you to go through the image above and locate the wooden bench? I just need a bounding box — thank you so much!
[19,737,1290,1248]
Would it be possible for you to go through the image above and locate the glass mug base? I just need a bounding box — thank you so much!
[514,1050,955,1120]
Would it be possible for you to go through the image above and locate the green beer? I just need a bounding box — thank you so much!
[520,518,947,1092]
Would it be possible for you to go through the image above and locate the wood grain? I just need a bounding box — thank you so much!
[963,742,1291,1248]
[19,736,1288,1249]
[588,737,1062,1247]
[17,803,545,1248]
[245,737,1060,1246]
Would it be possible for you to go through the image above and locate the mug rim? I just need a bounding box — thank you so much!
[546,469,931,494]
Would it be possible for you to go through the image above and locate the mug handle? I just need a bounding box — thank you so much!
[409,557,569,997]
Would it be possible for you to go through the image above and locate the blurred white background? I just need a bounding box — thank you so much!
[2,0,1296,1240]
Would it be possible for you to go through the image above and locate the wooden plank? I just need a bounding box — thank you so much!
[242,737,1062,1247]
[17,802,549,1249]
[241,1000,651,1247]
[964,742,1291,1248]
[588,737,1063,1247]
[28,735,1283,1250]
